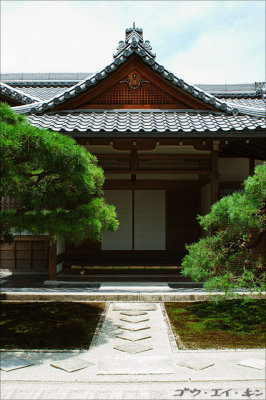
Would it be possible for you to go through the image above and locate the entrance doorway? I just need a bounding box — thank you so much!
[63,186,200,278]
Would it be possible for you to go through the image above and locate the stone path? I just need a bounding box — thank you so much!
[90,302,176,375]
[1,301,265,399]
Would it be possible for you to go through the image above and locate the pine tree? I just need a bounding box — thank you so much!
[181,163,266,294]
[0,103,118,244]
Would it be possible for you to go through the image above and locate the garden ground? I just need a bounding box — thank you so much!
[0,276,265,400]
[1,300,265,350]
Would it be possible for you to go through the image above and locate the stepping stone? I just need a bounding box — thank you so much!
[120,311,148,316]
[116,331,152,341]
[237,358,265,370]
[0,356,34,372]
[114,343,153,354]
[178,358,215,370]
[120,316,149,323]
[118,324,151,332]
[113,303,157,311]
[97,356,175,374]
[50,358,94,373]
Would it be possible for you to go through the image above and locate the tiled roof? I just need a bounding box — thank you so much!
[10,26,242,116]
[7,86,73,101]
[5,81,264,105]
[4,80,264,105]
[1,72,91,81]
[2,26,265,120]
[26,110,266,135]
[4,82,265,112]
[220,98,265,108]
[196,83,256,93]
[0,82,41,104]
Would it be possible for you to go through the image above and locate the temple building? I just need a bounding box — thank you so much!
[1,25,265,280]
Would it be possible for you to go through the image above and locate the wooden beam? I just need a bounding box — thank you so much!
[82,138,213,148]
[98,154,209,160]
[113,139,156,151]
[96,153,211,161]
[97,154,130,160]
[103,180,200,190]
[104,169,210,174]
[48,241,57,280]
[82,103,190,109]
[138,154,210,160]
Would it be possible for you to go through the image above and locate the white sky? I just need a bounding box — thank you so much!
[1,0,265,84]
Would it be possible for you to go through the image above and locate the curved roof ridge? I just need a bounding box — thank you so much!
[0,81,42,104]
[9,27,264,119]
[224,102,266,118]
[12,49,236,115]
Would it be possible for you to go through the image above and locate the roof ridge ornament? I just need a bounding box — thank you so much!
[11,27,264,118]
[113,24,156,59]
[125,22,143,39]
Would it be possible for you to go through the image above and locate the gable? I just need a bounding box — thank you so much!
[10,26,244,116]
[53,55,215,111]
[80,71,191,109]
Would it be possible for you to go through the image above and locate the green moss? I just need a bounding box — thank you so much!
[0,302,105,349]
[165,300,265,349]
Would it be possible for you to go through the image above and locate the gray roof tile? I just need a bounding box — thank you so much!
[7,86,72,101]
[9,28,240,116]
[2,83,265,115]
[26,110,265,135]
[0,82,41,104]
[2,27,265,117]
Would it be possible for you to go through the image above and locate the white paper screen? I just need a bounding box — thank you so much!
[134,190,165,250]
[101,190,132,250]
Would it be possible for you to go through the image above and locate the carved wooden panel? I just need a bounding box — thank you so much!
[84,72,187,106]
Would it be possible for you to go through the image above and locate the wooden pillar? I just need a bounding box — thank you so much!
[211,141,219,205]
[130,149,137,182]
[48,240,57,280]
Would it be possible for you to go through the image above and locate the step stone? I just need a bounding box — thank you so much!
[120,311,148,316]
[237,358,265,370]
[0,356,34,372]
[50,358,94,373]
[178,358,215,370]
[116,331,152,341]
[117,324,151,332]
[113,343,153,354]
[120,317,150,324]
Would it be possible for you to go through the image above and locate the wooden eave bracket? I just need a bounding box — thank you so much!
[213,140,220,151]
